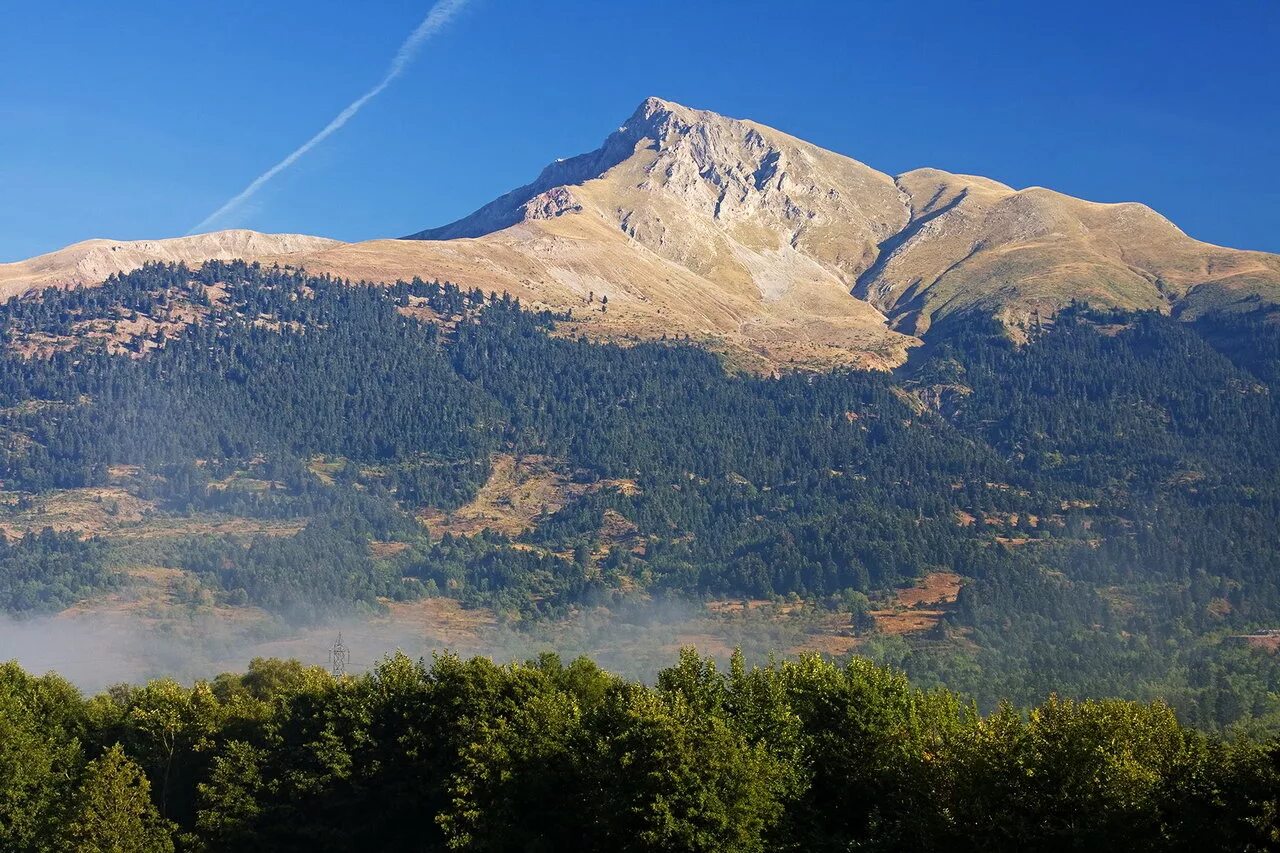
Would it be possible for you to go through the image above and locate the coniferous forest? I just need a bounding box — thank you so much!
[2,261,1280,847]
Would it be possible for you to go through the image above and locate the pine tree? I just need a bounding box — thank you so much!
[62,745,175,853]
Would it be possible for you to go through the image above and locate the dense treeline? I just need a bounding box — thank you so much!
[176,516,424,619]
[1,262,1280,730]
[1,652,1276,852]
[0,264,506,490]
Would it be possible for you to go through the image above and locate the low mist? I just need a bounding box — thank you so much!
[0,597,766,693]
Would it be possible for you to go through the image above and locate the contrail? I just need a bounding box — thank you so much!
[189,0,470,235]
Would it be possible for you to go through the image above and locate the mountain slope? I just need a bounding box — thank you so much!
[861,168,1280,334]
[410,97,910,289]
[4,262,1280,734]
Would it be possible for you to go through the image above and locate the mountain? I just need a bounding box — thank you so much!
[3,98,1278,369]
[401,96,1280,340]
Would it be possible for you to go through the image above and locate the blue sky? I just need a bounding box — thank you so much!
[2,0,1277,261]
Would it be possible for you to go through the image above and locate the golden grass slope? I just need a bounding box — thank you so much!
[859,168,1280,334]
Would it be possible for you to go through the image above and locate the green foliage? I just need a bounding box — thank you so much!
[0,663,87,851]
[3,653,1279,850]
[63,744,175,853]
[177,516,418,619]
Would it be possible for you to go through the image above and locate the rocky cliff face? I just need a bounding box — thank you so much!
[411,98,911,303]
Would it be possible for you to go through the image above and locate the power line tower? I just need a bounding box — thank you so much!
[329,632,350,678]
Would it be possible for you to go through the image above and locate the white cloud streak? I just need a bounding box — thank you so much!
[188,0,470,235]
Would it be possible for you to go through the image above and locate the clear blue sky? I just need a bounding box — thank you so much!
[2,0,1277,261]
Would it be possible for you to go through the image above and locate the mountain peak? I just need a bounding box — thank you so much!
[404,97,735,241]
[623,96,713,135]
[631,95,682,119]
[616,96,687,146]
[400,96,1280,347]
[405,96,896,241]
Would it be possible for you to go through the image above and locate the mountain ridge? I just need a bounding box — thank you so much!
[4,97,1278,369]
[405,96,1280,337]
[0,230,340,300]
